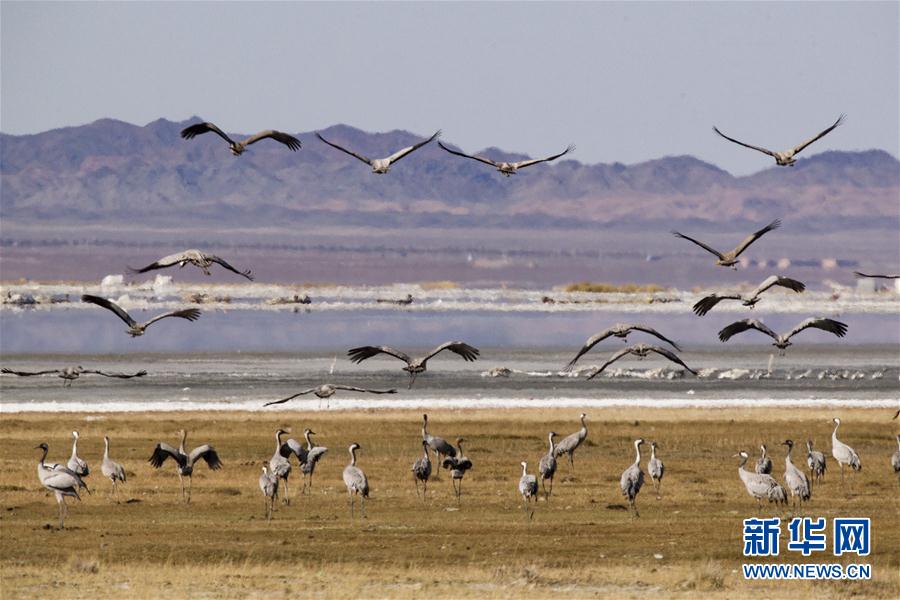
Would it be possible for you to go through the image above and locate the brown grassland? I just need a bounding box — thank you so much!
[1,408,897,599]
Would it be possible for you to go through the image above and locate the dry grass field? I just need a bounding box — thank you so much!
[1,408,897,599]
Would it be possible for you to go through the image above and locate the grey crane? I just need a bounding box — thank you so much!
[2,365,147,386]
[411,440,432,500]
[718,317,848,354]
[755,444,773,475]
[892,435,900,475]
[82,294,201,337]
[422,413,457,464]
[538,432,557,499]
[317,130,440,174]
[713,115,844,167]
[586,344,697,379]
[806,439,827,486]
[438,141,574,176]
[128,249,253,281]
[180,121,301,155]
[781,440,811,509]
[554,413,588,470]
[67,431,89,478]
[376,293,414,305]
[269,429,293,504]
[101,436,127,503]
[518,461,538,520]
[692,275,806,316]
[264,384,397,406]
[735,450,788,511]
[148,430,222,502]
[442,437,473,504]
[672,220,781,269]
[830,418,861,483]
[348,341,480,389]
[564,324,681,371]
[300,428,328,494]
[259,466,279,521]
[620,439,646,519]
[648,441,665,499]
[343,443,369,519]
[35,442,89,529]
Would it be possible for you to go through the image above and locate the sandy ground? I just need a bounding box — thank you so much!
[1,407,897,599]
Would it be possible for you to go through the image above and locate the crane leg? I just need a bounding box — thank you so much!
[188,476,193,504]
[179,473,185,502]
[414,477,420,498]
[361,496,366,519]
[282,477,290,505]
[569,453,575,471]
[348,492,354,519]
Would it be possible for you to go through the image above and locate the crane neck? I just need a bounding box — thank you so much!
[548,435,555,453]
[738,455,749,471]
[650,446,657,460]
[521,463,528,477]
[274,430,284,451]
[103,437,110,458]
[633,442,642,466]
[304,430,313,450]
[71,434,79,457]
[349,446,357,466]
[832,421,840,440]
[38,445,49,466]
[179,430,188,453]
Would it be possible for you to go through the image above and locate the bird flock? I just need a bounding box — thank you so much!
[34,411,897,528]
[16,114,897,528]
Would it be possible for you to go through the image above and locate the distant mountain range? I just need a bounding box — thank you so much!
[1,117,898,230]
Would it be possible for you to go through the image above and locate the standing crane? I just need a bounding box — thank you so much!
[269,429,293,504]
[411,440,432,500]
[554,413,588,470]
[442,438,473,504]
[518,461,538,520]
[756,444,773,475]
[620,439,646,519]
[892,435,900,476]
[830,418,861,483]
[300,429,328,494]
[735,451,788,511]
[101,436,127,503]
[343,443,369,519]
[422,414,457,464]
[806,440,827,486]
[648,441,665,499]
[67,431,89,479]
[538,432,557,500]
[35,443,89,529]
[148,430,222,502]
[259,466,279,521]
[781,440,811,509]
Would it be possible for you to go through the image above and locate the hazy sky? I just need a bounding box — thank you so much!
[2,1,897,175]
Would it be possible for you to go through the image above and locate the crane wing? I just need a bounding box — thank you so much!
[84,369,148,379]
[785,317,847,342]
[437,142,499,168]
[148,443,185,468]
[712,126,777,157]
[306,447,328,462]
[264,388,318,406]
[853,271,900,279]
[563,328,616,371]
[671,231,724,259]
[208,255,254,280]
[628,325,682,351]
[646,345,697,375]
[347,345,411,365]
[315,133,373,166]
[438,142,498,167]
[280,439,308,462]
[384,130,441,164]
[180,122,235,145]
[718,318,779,343]
[188,445,223,470]
[750,275,805,298]
[421,341,480,363]
[692,294,740,317]
[142,308,202,329]
[127,250,193,274]
[791,115,844,155]
[242,130,302,151]
[731,219,781,258]
[586,346,634,380]
[332,385,398,394]
[1,368,61,376]
[510,144,575,169]
[81,295,137,327]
